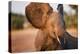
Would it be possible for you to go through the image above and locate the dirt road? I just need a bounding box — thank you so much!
[11,28,39,52]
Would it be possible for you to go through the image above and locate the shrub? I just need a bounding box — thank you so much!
[11,13,24,30]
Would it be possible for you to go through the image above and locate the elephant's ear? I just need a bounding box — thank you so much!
[57,4,63,16]
[57,4,66,31]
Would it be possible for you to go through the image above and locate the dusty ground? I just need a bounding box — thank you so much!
[66,28,78,38]
[10,28,77,52]
[11,28,39,52]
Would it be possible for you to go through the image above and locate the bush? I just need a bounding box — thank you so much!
[11,13,24,30]
[64,15,78,28]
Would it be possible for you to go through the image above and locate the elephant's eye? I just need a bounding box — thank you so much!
[47,10,52,15]
[47,6,53,15]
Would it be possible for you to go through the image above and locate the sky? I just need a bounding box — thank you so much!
[11,1,76,16]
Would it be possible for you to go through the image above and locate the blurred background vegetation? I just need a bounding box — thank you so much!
[64,5,78,29]
[11,13,24,30]
[10,5,78,30]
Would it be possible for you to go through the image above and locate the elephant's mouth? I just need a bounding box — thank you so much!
[47,31,62,46]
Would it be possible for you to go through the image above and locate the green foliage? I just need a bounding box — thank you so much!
[64,15,78,28]
[11,13,24,30]
[64,5,78,29]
